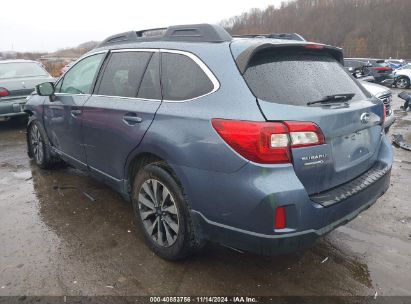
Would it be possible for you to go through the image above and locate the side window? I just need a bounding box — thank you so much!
[60,53,105,94]
[96,51,152,98]
[137,52,161,100]
[161,53,214,101]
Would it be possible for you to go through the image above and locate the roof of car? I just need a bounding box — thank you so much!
[0,59,39,64]
[97,24,232,48]
[95,23,312,51]
[346,58,385,62]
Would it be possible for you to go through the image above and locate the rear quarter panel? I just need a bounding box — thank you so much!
[124,43,265,189]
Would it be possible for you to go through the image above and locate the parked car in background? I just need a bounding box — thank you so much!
[0,60,54,120]
[25,24,392,260]
[360,81,395,132]
[386,59,407,70]
[396,63,411,71]
[393,68,411,89]
[344,59,372,79]
[345,58,393,85]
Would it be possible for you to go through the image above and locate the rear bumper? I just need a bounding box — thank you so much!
[192,167,390,255]
[374,74,394,84]
[175,134,393,255]
[0,98,27,118]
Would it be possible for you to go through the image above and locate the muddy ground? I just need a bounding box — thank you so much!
[0,89,410,297]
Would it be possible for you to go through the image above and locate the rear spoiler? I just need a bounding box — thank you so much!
[233,33,306,41]
[235,43,344,74]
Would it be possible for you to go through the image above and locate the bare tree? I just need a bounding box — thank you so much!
[222,0,411,59]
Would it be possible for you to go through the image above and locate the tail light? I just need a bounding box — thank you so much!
[211,119,325,164]
[304,44,324,50]
[0,87,9,97]
[274,206,286,229]
[373,67,392,72]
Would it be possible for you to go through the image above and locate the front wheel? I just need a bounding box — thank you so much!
[28,121,60,169]
[132,162,204,260]
[395,77,410,89]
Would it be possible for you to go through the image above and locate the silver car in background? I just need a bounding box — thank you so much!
[360,80,395,132]
[0,59,54,120]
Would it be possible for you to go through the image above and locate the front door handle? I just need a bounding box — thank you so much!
[123,113,142,125]
[70,109,82,117]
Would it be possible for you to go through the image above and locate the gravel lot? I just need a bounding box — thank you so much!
[0,89,410,297]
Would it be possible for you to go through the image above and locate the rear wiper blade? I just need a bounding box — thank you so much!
[307,93,355,106]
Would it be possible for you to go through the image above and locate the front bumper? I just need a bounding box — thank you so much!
[0,98,27,118]
[384,112,396,129]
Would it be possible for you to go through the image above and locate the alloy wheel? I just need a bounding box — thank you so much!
[138,179,179,247]
[30,124,44,164]
[396,78,410,89]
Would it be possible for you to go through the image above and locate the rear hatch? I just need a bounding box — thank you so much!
[232,43,385,194]
[369,60,393,77]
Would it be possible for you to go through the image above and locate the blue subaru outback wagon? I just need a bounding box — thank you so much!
[25,24,392,260]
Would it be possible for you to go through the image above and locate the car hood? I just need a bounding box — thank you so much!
[359,80,390,98]
[394,69,411,77]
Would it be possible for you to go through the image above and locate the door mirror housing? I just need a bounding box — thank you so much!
[36,82,55,96]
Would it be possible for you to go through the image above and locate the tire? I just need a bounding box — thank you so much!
[132,162,204,260]
[395,77,410,89]
[27,120,61,169]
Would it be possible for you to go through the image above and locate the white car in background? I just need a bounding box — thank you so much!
[393,68,411,89]
[360,81,395,132]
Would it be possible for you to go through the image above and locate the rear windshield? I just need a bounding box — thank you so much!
[243,50,367,106]
[0,62,49,79]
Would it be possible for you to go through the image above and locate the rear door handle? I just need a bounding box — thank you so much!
[123,113,142,125]
[70,109,82,117]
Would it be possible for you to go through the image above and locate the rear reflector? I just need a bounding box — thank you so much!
[211,119,325,164]
[0,87,9,97]
[274,206,286,229]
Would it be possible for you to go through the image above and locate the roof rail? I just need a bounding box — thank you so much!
[233,33,306,42]
[98,24,232,47]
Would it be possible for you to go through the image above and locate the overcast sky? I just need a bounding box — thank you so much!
[0,0,286,52]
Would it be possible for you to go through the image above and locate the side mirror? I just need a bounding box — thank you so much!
[36,82,55,96]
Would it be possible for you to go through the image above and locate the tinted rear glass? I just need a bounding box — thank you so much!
[137,53,161,100]
[243,50,366,106]
[161,53,214,101]
[0,62,48,79]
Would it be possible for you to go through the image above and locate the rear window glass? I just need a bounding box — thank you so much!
[137,53,161,100]
[161,53,214,101]
[0,62,48,79]
[243,50,367,106]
